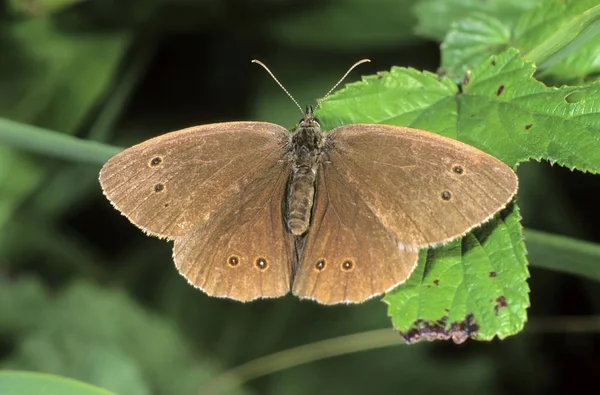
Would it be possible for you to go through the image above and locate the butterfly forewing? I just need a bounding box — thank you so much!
[325,124,518,249]
[173,160,295,301]
[99,122,290,239]
[292,166,419,305]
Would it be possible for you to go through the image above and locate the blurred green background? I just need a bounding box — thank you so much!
[0,0,599,394]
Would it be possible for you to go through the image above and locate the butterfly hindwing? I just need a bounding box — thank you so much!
[292,165,418,304]
[173,160,295,301]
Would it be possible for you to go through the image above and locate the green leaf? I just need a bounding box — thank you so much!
[441,13,511,78]
[0,371,115,395]
[384,206,528,342]
[413,0,537,41]
[318,48,598,341]
[462,48,600,172]
[1,281,233,395]
[318,62,530,341]
[318,67,458,131]
[516,0,600,80]
[440,0,600,80]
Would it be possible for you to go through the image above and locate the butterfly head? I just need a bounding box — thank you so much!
[298,105,321,129]
[293,105,323,152]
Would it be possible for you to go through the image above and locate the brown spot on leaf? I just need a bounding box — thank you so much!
[525,124,532,130]
[489,271,497,278]
[494,296,508,314]
[463,71,471,86]
[398,314,479,344]
[491,59,496,66]
[433,279,439,286]
[496,84,505,96]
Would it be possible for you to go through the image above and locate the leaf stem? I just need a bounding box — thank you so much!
[524,4,600,70]
[0,118,121,165]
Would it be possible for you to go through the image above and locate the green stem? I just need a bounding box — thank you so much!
[524,3,600,70]
[204,315,600,394]
[204,328,402,395]
[525,229,600,282]
[0,118,121,165]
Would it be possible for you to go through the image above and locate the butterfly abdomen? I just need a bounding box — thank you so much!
[287,166,317,235]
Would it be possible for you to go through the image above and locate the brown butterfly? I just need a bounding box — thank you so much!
[99,60,518,305]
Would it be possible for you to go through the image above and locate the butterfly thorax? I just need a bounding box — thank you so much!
[287,107,324,236]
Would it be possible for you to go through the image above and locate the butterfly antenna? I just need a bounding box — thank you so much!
[315,58,371,110]
[251,59,304,115]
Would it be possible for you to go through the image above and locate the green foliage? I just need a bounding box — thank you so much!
[414,0,538,41]
[271,0,421,49]
[0,0,599,393]
[0,15,129,232]
[440,0,600,79]
[0,280,231,395]
[0,371,116,395]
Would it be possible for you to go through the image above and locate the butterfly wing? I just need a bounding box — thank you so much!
[325,124,518,249]
[99,122,290,239]
[292,165,418,305]
[173,159,295,301]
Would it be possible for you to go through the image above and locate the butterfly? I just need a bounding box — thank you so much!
[99,60,518,305]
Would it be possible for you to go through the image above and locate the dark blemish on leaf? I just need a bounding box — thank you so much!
[496,84,505,96]
[489,271,497,277]
[403,328,419,342]
[164,203,169,208]
[154,183,165,192]
[377,73,384,80]
[444,308,450,312]
[433,279,439,286]
[463,71,471,86]
[491,59,496,66]
[398,313,479,344]
[494,296,507,314]
[441,191,452,201]
[525,124,532,130]
[342,260,354,271]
